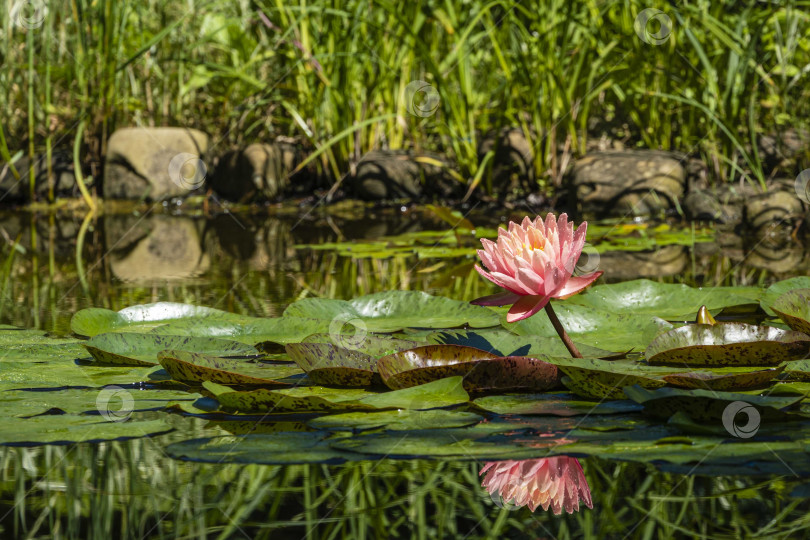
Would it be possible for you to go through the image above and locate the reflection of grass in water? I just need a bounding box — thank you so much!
[0,438,806,539]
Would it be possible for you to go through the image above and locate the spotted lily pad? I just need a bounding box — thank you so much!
[623,385,803,421]
[282,290,499,332]
[784,360,810,382]
[645,323,810,366]
[661,366,784,390]
[285,334,421,386]
[84,333,259,367]
[771,289,810,334]
[546,357,679,399]
[158,350,300,385]
[203,376,469,413]
[376,345,560,392]
[761,277,810,316]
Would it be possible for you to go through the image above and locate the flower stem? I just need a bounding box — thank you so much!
[544,303,582,358]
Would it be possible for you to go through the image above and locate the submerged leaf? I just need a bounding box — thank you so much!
[645,323,810,366]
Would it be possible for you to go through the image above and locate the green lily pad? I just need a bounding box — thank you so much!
[645,323,810,366]
[471,393,643,416]
[282,290,499,332]
[761,277,810,316]
[166,432,362,464]
[784,360,810,382]
[771,289,810,334]
[426,328,611,358]
[84,333,259,367]
[376,345,560,392]
[506,303,674,352]
[0,387,199,417]
[623,385,803,421]
[203,376,469,413]
[0,415,171,445]
[285,334,421,386]
[71,303,243,337]
[158,350,300,386]
[567,279,759,321]
[661,366,784,390]
[307,409,483,431]
[546,357,678,399]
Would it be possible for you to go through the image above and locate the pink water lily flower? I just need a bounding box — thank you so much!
[480,457,593,515]
[472,213,602,323]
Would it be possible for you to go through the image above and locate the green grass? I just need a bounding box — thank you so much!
[1,0,808,200]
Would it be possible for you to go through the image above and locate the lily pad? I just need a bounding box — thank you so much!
[506,303,674,352]
[285,334,421,386]
[771,289,810,334]
[282,290,499,332]
[661,366,784,390]
[376,345,560,392]
[546,357,678,399]
[84,333,259,367]
[1,415,171,445]
[307,409,483,431]
[203,376,469,413]
[472,393,643,416]
[71,303,242,337]
[567,279,759,321]
[623,385,803,421]
[645,323,810,366]
[761,277,810,316]
[784,360,810,382]
[158,350,300,386]
[426,329,611,358]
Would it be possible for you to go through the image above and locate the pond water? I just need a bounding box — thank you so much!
[1,206,810,539]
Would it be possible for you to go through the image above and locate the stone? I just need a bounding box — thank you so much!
[103,127,209,200]
[569,150,686,217]
[478,128,535,200]
[211,142,301,202]
[350,150,460,200]
[0,152,82,203]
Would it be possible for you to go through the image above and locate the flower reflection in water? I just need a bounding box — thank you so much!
[480,456,593,514]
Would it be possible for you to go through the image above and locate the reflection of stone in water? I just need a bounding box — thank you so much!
[746,242,806,274]
[598,245,687,280]
[108,216,209,282]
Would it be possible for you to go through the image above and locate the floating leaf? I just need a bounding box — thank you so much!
[283,290,499,332]
[71,303,242,337]
[661,366,784,390]
[285,334,421,386]
[567,279,759,321]
[761,277,810,316]
[546,357,678,399]
[645,323,810,366]
[0,387,198,417]
[376,345,560,392]
[472,393,643,416]
[84,333,259,367]
[771,289,810,334]
[203,376,469,413]
[784,360,810,382]
[426,328,611,358]
[506,303,674,352]
[307,409,483,431]
[158,350,300,385]
[0,415,171,445]
[623,385,803,421]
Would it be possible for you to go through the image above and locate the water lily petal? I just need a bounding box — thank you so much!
[553,271,603,299]
[506,295,550,323]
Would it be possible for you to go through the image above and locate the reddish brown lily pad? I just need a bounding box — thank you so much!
[376,344,561,392]
[645,323,810,366]
[285,334,422,386]
[661,366,784,391]
[158,350,298,386]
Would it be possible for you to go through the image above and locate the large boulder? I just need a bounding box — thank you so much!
[211,142,302,202]
[350,150,461,200]
[104,127,209,200]
[569,151,686,217]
